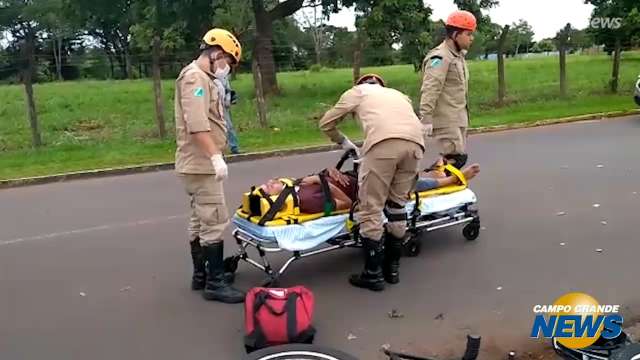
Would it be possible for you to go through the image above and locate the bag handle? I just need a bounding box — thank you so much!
[252,291,301,343]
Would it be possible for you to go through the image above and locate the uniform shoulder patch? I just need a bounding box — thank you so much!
[193,87,204,97]
[429,56,444,68]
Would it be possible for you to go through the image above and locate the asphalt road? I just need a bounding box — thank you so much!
[2,116,640,360]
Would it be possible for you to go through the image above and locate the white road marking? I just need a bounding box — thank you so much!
[0,214,186,246]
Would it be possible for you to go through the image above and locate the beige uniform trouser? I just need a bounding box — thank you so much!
[179,174,229,246]
[432,126,467,155]
[356,138,424,241]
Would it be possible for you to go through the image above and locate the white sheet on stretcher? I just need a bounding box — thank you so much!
[232,188,477,252]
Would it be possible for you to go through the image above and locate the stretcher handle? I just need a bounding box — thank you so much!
[336,149,359,171]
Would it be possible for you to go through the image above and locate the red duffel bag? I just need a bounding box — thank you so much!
[244,286,316,353]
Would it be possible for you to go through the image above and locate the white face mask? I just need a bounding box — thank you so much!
[214,63,230,79]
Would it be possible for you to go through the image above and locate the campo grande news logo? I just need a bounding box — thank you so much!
[530,292,624,349]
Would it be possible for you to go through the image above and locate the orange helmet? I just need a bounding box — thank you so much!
[356,73,385,87]
[446,10,477,32]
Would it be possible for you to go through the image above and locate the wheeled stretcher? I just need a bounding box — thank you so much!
[223,151,480,287]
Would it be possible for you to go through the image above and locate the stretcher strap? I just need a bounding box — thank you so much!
[318,172,336,216]
[443,164,467,186]
[258,186,297,226]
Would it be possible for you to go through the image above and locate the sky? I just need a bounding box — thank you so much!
[323,0,596,41]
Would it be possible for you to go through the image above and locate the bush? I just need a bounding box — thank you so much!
[309,64,322,72]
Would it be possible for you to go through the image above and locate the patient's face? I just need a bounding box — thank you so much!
[261,179,285,196]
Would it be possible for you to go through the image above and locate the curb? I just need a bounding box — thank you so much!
[2,109,639,190]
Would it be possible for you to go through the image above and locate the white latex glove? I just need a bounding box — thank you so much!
[340,137,360,157]
[210,154,228,181]
[423,123,433,137]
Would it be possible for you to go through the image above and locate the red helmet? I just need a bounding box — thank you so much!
[446,10,477,32]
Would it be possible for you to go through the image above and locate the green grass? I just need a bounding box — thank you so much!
[1,52,639,180]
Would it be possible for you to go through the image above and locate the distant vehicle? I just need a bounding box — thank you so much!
[635,75,640,106]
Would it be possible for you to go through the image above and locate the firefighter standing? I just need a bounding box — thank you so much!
[419,10,477,169]
[174,28,244,304]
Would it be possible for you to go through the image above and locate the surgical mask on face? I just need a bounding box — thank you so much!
[214,63,230,79]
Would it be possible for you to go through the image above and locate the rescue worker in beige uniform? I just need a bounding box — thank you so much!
[175,28,244,304]
[319,74,425,292]
[419,10,477,169]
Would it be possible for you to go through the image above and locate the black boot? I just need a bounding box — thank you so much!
[202,243,245,304]
[383,233,402,284]
[349,237,385,291]
[190,238,206,290]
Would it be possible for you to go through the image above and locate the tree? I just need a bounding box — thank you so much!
[531,39,555,53]
[131,0,188,139]
[0,0,49,147]
[69,0,136,79]
[251,0,306,95]
[585,0,640,93]
[555,23,572,97]
[298,5,328,65]
[496,25,509,106]
[507,19,534,55]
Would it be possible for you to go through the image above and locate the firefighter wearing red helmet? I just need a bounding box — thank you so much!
[419,10,477,169]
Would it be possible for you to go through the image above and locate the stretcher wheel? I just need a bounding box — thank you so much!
[223,256,240,274]
[463,222,480,241]
[404,239,422,257]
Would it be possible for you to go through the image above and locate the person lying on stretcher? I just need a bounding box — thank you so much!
[259,160,480,214]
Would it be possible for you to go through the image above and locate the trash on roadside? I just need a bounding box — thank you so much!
[560,242,566,246]
[481,226,487,231]
[596,248,604,253]
[347,333,357,341]
[496,286,503,291]
[388,309,404,319]
[597,164,604,168]
[601,221,608,225]
[79,292,87,297]
[556,211,567,216]
[434,313,444,320]
[120,286,132,292]
[593,203,601,208]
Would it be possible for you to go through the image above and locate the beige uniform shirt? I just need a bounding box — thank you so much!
[319,84,425,155]
[419,40,470,129]
[174,61,227,174]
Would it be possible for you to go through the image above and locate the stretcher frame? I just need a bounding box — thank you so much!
[224,150,481,287]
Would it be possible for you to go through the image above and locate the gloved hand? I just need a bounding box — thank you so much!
[339,137,360,157]
[423,123,433,137]
[210,154,228,181]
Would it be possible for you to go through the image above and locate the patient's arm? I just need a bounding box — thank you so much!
[328,183,352,210]
[299,175,320,186]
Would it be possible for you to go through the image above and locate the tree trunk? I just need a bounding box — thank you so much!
[152,35,166,139]
[352,31,363,84]
[108,54,115,79]
[610,37,621,93]
[559,44,567,97]
[52,37,63,81]
[125,49,133,79]
[252,0,279,95]
[497,25,510,107]
[252,59,268,128]
[21,34,42,148]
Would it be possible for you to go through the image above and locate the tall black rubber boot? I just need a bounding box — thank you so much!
[349,237,385,292]
[202,242,245,304]
[383,233,403,284]
[190,238,206,290]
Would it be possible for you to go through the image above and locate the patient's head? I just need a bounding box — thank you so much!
[260,179,285,196]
